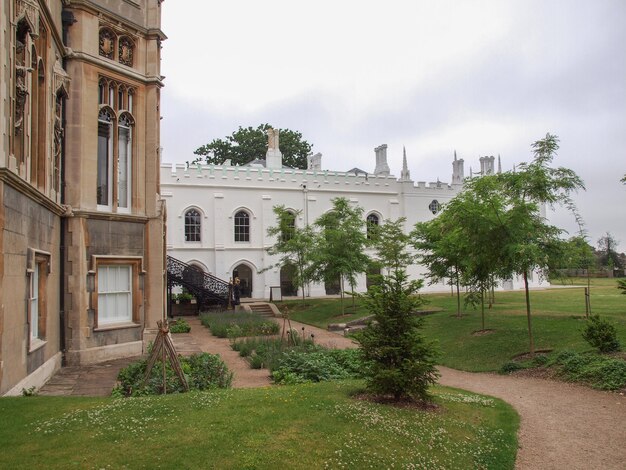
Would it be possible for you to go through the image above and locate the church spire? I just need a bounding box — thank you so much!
[400,146,412,182]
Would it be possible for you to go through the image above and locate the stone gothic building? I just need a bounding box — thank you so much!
[161,131,547,300]
[1,0,166,395]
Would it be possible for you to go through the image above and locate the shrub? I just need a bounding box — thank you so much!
[271,348,364,384]
[549,350,626,391]
[232,335,318,370]
[175,292,194,302]
[114,352,232,397]
[582,315,621,353]
[200,311,279,338]
[169,318,191,334]
[499,362,524,374]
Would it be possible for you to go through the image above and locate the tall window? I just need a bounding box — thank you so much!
[366,213,380,239]
[30,263,40,340]
[117,113,133,210]
[28,253,48,347]
[185,209,201,242]
[97,77,135,212]
[234,211,250,242]
[281,211,296,242]
[97,108,113,207]
[97,265,132,325]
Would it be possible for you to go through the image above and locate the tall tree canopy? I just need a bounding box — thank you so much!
[309,197,371,314]
[264,206,316,303]
[597,232,622,269]
[192,124,313,169]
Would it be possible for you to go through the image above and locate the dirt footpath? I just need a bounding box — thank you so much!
[438,366,626,470]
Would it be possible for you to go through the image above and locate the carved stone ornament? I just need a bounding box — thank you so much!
[15,0,40,38]
[53,59,70,97]
[99,28,115,59]
[118,37,134,67]
[14,65,29,134]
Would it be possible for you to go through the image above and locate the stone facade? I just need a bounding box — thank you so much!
[161,136,549,300]
[1,0,165,395]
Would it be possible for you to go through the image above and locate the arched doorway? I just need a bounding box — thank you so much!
[232,264,252,298]
[280,264,298,296]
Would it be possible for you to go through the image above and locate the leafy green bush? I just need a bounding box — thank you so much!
[175,292,194,302]
[200,311,279,338]
[114,352,232,397]
[582,315,621,353]
[499,362,524,374]
[169,318,191,334]
[531,354,550,367]
[271,348,364,384]
[232,334,317,370]
[549,350,626,390]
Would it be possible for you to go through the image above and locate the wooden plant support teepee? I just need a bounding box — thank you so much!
[142,319,189,393]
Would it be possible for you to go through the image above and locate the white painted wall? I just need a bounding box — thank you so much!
[161,156,549,299]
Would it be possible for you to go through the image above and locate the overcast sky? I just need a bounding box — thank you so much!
[160,0,626,251]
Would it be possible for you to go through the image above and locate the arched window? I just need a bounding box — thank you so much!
[281,211,296,242]
[429,200,441,215]
[97,108,114,207]
[366,213,380,239]
[96,77,136,212]
[184,209,201,242]
[234,211,250,242]
[117,113,133,210]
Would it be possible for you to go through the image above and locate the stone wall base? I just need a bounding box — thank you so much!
[3,352,63,396]
[65,341,143,366]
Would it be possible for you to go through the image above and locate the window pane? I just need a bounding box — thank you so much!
[118,125,130,208]
[98,265,132,324]
[97,122,111,206]
[185,209,201,242]
[234,211,250,242]
[30,265,39,339]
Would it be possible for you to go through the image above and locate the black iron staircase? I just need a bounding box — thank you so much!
[166,256,230,311]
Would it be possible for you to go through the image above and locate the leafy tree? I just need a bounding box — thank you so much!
[493,133,585,354]
[192,124,312,169]
[358,218,439,402]
[597,232,622,269]
[412,214,467,318]
[264,206,315,304]
[309,197,371,315]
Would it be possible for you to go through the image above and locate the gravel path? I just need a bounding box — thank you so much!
[438,366,626,470]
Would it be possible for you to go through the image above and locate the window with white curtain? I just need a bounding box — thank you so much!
[97,265,132,325]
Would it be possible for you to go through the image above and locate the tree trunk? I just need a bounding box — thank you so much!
[481,288,485,331]
[455,268,461,318]
[340,276,345,315]
[523,270,535,356]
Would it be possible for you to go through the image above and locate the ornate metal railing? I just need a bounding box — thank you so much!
[166,256,229,307]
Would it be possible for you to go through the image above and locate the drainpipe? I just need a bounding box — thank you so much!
[59,9,76,365]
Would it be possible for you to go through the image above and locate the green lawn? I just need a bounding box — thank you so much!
[280,278,626,372]
[0,381,517,469]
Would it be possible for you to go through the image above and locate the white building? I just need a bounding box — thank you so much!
[161,131,547,300]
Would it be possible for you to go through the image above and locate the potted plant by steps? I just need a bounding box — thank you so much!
[172,292,198,316]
